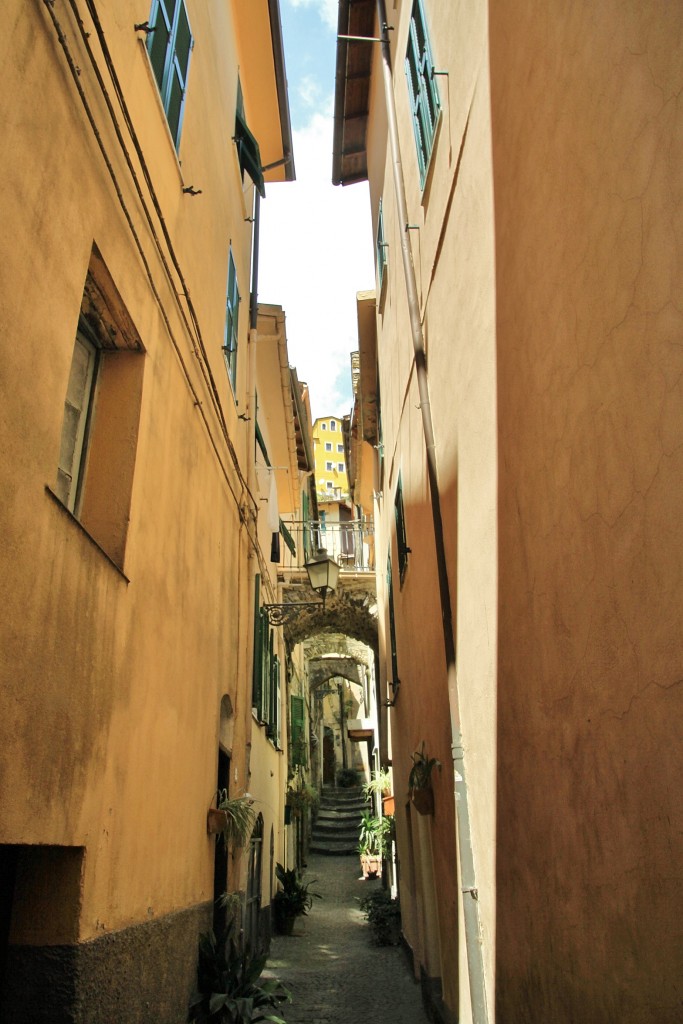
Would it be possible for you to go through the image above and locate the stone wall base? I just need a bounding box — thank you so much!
[1,901,213,1023]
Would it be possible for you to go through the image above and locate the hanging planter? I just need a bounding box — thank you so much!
[207,791,255,845]
[207,807,229,834]
[410,786,434,816]
[408,743,441,817]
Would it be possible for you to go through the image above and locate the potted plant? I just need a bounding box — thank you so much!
[358,811,391,879]
[188,924,290,1023]
[408,743,441,815]
[272,862,321,936]
[363,767,394,816]
[285,783,320,819]
[336,766,359,788]
[359,889,402,946]
[207,790,256,846]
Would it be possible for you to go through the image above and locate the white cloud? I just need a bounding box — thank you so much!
[287,0,338,32]
[298,74,321,109]
[258,111,375,421]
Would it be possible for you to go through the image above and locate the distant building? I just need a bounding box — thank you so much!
[312,415,349,501]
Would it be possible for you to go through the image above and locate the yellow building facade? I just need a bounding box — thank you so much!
[0,1,295,1020]
[336,2,683,1023]
[312,415,349,500]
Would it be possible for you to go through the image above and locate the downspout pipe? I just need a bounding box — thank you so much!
[244,189,261,806]
[374,3,489,1022]
[248,188,261,501]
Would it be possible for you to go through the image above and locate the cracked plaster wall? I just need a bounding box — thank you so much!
[491,3,683,1021]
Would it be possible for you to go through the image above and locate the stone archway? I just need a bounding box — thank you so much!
[283,583,378,652]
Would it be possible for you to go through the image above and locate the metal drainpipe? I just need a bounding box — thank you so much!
[247,190,261,505]
[374,3,489,1021]
[244,191,260,803]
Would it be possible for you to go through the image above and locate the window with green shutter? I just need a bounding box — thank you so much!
[394,474,410,583]
[252,574,263,712]
[234,78,265,197]
[376,197,388,296]
[404,0,440,188]
[147,0,193,149]
[290,695,306,766]
[223,247,239,393]
[268,654,281,746]
[387,555,399,687]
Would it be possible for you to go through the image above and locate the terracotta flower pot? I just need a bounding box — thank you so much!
[382,795,395,816]
[410,787,434,816]
[207,808,228,834]
[360,854,382,879]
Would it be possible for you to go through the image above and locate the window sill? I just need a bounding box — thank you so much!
[45,486,130,582]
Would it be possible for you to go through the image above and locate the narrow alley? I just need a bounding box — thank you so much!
[268,855,430,1024]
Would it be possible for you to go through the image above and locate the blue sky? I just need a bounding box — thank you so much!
[258,0,375,423]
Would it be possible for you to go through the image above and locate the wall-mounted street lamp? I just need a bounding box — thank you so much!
[264,547,340,626]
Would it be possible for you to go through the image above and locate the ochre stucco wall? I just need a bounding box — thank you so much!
[1,1,292,1017]
[365,2,498,1021]
[491,3,683,1021]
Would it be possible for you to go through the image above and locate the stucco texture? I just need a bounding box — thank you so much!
[491,3,683,1021]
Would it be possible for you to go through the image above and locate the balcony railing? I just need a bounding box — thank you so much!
[278,518,375,574]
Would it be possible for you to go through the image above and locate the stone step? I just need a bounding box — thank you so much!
[316,805,366,819]
[309,837,359,855]
[321,786,365,801]
[313,819,360,835]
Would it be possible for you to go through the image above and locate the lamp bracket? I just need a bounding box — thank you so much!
[263,601,324,626]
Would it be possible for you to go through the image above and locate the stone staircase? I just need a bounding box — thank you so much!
[310,785,367,855]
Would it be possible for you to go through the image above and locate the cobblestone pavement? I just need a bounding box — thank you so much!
[267,854,430,1024]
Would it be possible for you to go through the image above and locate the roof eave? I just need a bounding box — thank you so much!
[267,0,296,182]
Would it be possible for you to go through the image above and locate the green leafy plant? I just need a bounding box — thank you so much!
[272,863,321,932]
[408,743,441,790]
[358,811,391,858]
[188,926,290,1023]
[336,767,359,788]
[285,784,319,816]
[215,791,256,847]
[362,768,392,800]
[359,889,402,946]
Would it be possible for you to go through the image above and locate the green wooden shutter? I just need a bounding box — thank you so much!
[270,655,280,746]
[235,110,265,197]
[147,0,193,149]
[252,574,262,711]
[259,613,270,722]
[291,695,305,766]
[224,248,239,391]
[394,474,409,582]
[387,556,399,685]
[148,0,174,90]
[302,491,310,560]
[166,1,192,146]
[376,197,388,291]
[404,0,440,187]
